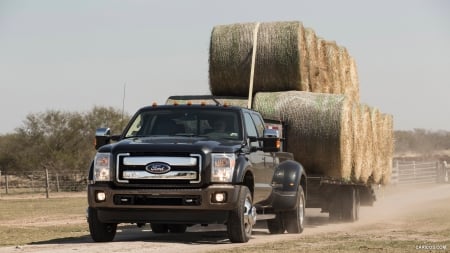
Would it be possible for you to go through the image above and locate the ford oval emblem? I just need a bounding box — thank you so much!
[145,162,171,174]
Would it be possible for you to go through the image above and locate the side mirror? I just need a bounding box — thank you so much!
[94,128,111,150]
[261,129,281,152]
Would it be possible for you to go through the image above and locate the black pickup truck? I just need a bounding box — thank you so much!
[87,102,306,243]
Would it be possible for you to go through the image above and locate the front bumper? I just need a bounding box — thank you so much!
[87,184,242,224]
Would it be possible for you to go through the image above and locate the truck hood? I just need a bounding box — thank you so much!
[98,136,244,155]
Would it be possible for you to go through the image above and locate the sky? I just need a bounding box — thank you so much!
[0,0,449,134]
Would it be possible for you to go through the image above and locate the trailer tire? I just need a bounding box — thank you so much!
[342,187,360,222]
[328,188,343,222]
[283,185,305,233]
[227,186,255,243]
[150,223,169,233]
[267,213,285,234]
[88,207,117,242]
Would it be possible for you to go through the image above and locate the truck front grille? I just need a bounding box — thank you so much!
[116,153,202,185]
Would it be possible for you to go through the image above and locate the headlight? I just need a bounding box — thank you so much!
[93,153,112,182]
[211,153,236,182]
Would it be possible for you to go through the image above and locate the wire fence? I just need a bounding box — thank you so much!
[391,160,449,185]
[0,170,87,198]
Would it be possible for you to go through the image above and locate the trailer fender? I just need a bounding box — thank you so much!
[271,160,306,211]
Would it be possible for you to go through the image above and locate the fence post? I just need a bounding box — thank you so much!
[0,170,2,197]
[436,161,440,183]
[45,169,50,199]
[5,173,9,194]
[56,173,60,192]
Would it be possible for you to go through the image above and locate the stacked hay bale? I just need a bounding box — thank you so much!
[209,21,359,101]
[253,91,353,180]
[208,21,393,185]
[359,105,375,183]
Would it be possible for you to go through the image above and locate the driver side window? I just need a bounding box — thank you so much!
[244,112,260,148]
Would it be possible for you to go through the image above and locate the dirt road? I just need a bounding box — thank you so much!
[1,184,449,253]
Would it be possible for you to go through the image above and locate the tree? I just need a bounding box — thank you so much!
[0,106,130,174]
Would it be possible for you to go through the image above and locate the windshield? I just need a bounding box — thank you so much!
[124,108,242,140]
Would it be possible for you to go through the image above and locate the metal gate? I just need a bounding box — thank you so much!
[391,160,449,185]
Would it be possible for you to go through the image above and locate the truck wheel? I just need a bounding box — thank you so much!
[227,186,255,243]
[283,185,305,233]
[267,213,285,234]
[88,207,117,242]
[150,223,169,233]
[341,187,360,222]
[328,194,342,222]
[168,224,187,233]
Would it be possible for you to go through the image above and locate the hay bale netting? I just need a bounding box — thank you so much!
[253,91,353,180]
[209,21,308,96]
[351,104,363,181]
[359,105,374,183]
[381,114,394,185]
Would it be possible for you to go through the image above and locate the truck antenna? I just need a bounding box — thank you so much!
[121,82,126,128]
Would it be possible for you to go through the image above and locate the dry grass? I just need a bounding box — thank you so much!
[0,196,88,246]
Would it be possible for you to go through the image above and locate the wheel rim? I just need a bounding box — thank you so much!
[243,195,255,234]
[299,194,304,226]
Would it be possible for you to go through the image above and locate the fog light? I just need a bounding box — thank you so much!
[96,191,106,202]
[213,192,227,203]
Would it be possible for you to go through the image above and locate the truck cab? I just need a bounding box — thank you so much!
[87,103,306,243]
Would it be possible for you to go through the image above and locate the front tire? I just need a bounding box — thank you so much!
[283,185,305,233]
[88,207,117,242]
[227,186,255,243]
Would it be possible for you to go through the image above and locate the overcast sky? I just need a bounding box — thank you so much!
[1,0,449,134]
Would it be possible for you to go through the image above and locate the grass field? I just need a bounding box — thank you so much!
[0,195,88,247]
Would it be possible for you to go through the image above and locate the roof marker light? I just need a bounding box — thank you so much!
[152,102,158,107]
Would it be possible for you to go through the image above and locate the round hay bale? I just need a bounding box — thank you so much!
[351,104,363,181]
[253,91,353,180]
[316,38,331,93]
[209,21,307,96]
[338,46,359,102]
[369,108,383,183]
[359,105,374,183]
[325,41,342,94]
[381,114,394,185]
[348,57,360,102]
[304,28,320,93]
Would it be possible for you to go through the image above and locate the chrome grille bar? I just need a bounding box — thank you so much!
[123,170,197,180]
[123,156,197,166]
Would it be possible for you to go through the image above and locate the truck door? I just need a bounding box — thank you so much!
[243,112,275,204]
